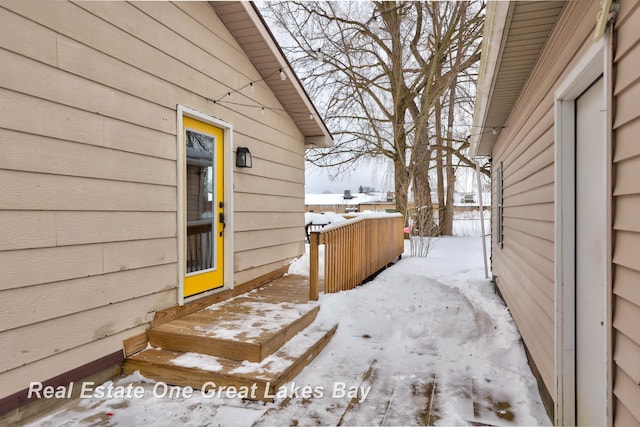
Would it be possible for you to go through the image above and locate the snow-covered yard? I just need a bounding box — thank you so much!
[30,237,550,426]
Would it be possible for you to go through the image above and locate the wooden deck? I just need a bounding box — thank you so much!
[309,214,404,300]
[124,275,338,401]
[256,366,515,426]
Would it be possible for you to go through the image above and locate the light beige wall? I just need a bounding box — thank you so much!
[490,1,599,401]
[0,0,306,400]
[612,1,640,424]
[493,3,640,423]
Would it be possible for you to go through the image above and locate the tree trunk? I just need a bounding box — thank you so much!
[444,144,455,235]
[394,156,409,219]
[434,99,445,236]
[443,83,457,236]
[412,128,434,235]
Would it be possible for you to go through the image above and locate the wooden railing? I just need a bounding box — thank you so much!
[309,214,405,300]
[186,221,213,273]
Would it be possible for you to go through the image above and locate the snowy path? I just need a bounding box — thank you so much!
[31,237,551,426]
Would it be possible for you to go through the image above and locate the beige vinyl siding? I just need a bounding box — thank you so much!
[613,0,640,424]
[490,1,599,400]
[0,265,177,331]
[0,0,306,400]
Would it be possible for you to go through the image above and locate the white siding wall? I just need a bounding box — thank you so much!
[0,0,306,400]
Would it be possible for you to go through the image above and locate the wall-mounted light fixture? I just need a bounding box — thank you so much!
[236,147,252,168]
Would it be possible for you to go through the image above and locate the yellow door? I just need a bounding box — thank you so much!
[182,116,224,297]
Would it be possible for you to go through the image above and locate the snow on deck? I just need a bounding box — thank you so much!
[167,322,335,382]
[194,300,318,343]
[29,237,551,427]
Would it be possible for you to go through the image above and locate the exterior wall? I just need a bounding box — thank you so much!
[612,1,640,424]
[0,1,306,401]
[493,1,640,424]
[490,1,599,402]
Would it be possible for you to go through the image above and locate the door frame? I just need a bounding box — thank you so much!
[553,34,612,426]
[177,105,234,305]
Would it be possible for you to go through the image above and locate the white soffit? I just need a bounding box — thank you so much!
[471,1,565,156]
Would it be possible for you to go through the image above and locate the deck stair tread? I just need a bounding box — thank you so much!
[125,275,338,401]
[148,277,320,362]
[125,322,338,402]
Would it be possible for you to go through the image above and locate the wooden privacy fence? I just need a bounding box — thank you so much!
[309,214,405,300]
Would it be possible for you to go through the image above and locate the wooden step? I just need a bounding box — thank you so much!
[148,299,320,362]
[124,322,338,402]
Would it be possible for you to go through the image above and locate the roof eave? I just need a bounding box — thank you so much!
[247,2,334,148]
[304,135,334,149]
[212,1,334,148]
[470,1,514,157]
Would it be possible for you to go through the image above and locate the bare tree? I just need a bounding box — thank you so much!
[262,1,486,221]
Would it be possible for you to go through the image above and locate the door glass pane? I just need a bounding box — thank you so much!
[185,130,215,274]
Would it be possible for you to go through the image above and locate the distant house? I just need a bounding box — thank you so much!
[305,190,491,216]
[0,1,331,421]
[472,1,639,425]
[305,192,394,213]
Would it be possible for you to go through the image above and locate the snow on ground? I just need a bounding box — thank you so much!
[451,210,491,237]
[305,192,386,207]
[30,237,550,427]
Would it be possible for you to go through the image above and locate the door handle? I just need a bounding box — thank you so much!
[218,212,225,236]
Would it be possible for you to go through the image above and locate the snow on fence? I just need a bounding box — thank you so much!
[308,214,405,300]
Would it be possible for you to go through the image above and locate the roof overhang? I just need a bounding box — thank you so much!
[211,1,333,148]
[471,1,565,157]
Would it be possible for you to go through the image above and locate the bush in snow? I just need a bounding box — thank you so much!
[407,206,438,257]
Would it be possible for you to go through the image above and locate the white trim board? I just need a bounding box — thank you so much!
[553,34,612,426]
[176,105,235,306]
